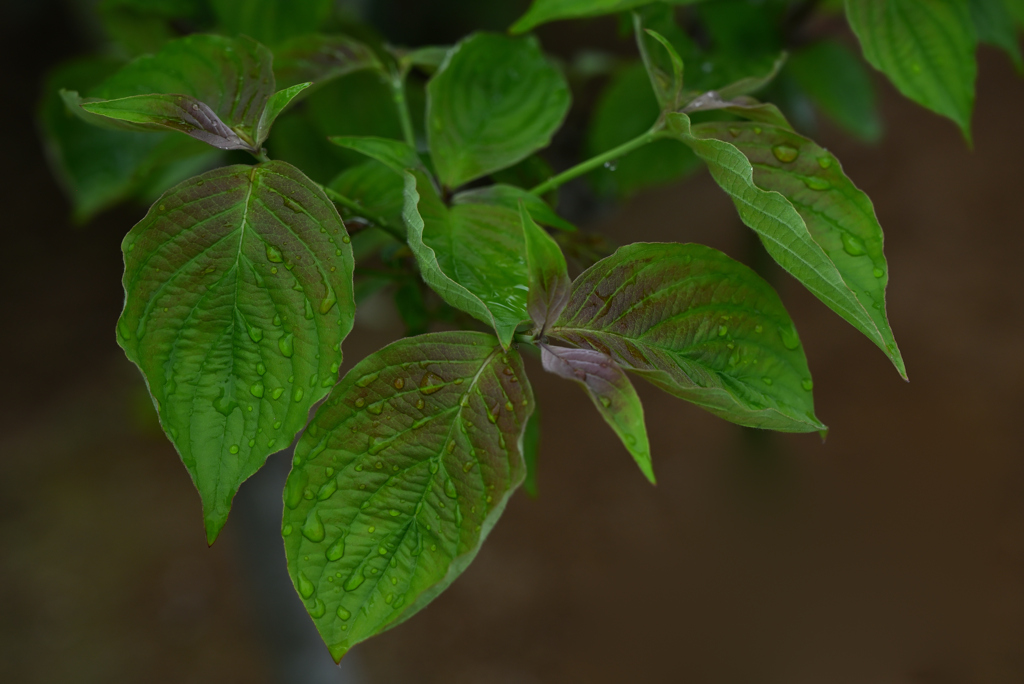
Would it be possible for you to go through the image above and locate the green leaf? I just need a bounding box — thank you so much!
[257,83,312,146]
[550,243,823,432]
[211,0,333,46]
[521,204,571,333]
[452,185,577,232]
[263,107,350,184]
[426,32,571,188]
[85,34,276,150]
[274,34,383,90]
[969,0,1024,69]
[328,136,424,175]
[398,46,452,73]
[588,63,700,197]
[541,344,654,482]
[117,161,356,543]
[403,171,529,348]
[637,21,684,110]
[328,161,407,233]
[845,0,977,138]
[510,0,698,34]
[282,331,534,661]
[787,40,882,142]
[666,112,906,378]
[40,57,220,222]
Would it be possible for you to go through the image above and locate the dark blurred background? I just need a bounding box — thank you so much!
[2,0,1023,682]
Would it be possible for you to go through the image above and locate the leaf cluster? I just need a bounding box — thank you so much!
[38,0,1021,663]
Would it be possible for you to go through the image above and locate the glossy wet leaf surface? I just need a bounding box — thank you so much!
[117,160,355,542]
[282,331,534,661]
[550,243,824,432]
[690,119,904,376]
[667,112,905,378]
[427,32,570,188]
[403,171,529,348]
[541,344,653,482]
[845,0,976,137]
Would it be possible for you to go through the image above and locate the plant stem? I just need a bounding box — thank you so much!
[529,122,663,196]
[320,185,406,242]
[253,149,270,163]
[389,71,417,149]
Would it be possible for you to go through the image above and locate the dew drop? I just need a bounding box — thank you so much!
[841,233,867,256]
[293,387,304,403]
[301,509,325,542]
[356,371,380,388]
[317,478,337,501]
[419,372,444,394]
[265,244,284,263]
[320,286,337,314]
[393,378,405,390]
[278,333,294,357]
[804,176,831,191]
[117,318,131,341]
[462,461,475,473]
[273,420,282,429]
[284,197,303,213]
[282,524,292,535]
[599,396,611,408]
[272,387,284,400]
[250,381,265,398]
[285,471,309,509]
[873,267,885,278]
[718,325,728,337]
[779,324,801,350]
[308,598,326,618]
[817,156,833,169]
[728,127,741,137]
[336,606,351,620]
[343,572,365,591]
[229,444,239,454]
[355,397,365,408]
[257,363,266,375]
[762,377,773,386]
[444,479,458,498]
[416,399,425,410]
[367,401,384,415]
[772,144,799,163]
[297,572,316,599]
[323,535,345,561]
[802,379,814,391]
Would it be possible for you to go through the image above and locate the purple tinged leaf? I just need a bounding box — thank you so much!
[550,242,824,433]
[81,93,254,151]
[541,343,654,483]
[117,161,355,544]
[282,331,534,661]
[521,203,570,334]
